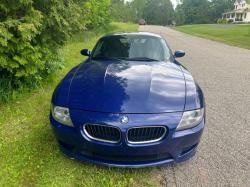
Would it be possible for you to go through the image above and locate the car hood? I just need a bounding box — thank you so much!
[68,60,186,113]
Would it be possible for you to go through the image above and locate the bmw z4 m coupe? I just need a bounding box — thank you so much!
[50,32,205,167]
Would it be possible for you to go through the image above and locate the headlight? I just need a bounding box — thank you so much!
[175,108,204,131]
[51,103,74,127]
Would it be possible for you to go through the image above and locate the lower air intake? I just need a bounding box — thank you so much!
[80,150,172,162]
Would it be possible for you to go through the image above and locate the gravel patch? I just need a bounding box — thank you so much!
[139,25,250,187]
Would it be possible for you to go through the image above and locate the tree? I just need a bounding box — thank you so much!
[175,0,235,25]
[142,0,175,25]
[130,0,147,21]
[0,0,111,77]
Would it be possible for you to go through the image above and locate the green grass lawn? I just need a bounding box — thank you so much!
[0,22,163,187]
[172,24,250,49]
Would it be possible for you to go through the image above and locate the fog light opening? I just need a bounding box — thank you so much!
[180,143,198,156]
[58,140,75,152]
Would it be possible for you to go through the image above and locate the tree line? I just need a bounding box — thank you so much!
[110,0,174,25]
[1,0,238,80]
[0,0,175,80]
[175,0,235,25]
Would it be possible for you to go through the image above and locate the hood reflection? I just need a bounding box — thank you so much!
[68,60,186,113]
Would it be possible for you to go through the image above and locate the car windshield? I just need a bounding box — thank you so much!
[91,35,171,61]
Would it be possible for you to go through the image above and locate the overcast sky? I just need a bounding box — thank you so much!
[124,0,178,9]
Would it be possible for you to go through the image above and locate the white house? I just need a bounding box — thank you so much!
[221,0,250,22]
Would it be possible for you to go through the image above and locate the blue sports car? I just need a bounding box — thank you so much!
[50,32,205,167]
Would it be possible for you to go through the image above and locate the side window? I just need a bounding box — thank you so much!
[92,41,104,57]
[160,39,170,60]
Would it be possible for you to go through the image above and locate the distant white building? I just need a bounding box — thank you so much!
[221,0,250,22]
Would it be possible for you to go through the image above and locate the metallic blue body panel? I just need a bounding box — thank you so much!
[68,60,186,113]
[49,32,206,167]
[50,109,205,167]
[180,66,205,110]
[174,50,185,58]
[51,63,82,107]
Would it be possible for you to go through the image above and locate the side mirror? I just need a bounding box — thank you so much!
[174,50,185,58]
[81,49,90,57]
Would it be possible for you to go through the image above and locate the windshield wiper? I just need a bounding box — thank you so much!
[91,56,123,61]
[123,57,159,61]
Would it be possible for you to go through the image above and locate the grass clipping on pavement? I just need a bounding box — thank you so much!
[0,22,164,187]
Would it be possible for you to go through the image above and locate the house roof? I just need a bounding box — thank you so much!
[236,0,241,3]
[222,9,246,14]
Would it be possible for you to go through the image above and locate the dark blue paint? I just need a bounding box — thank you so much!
[50,32,206,167]
[51,63,82,107]
[180,66,205,111]
[174,50,185,58]
[68,60,186,113]
[50,109,205,167]
[81,49,91,57]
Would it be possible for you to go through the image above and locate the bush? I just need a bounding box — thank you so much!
[217,19,222,24]
[0,51,66,104]
[228,19,234,23]
[222,20,228,24]
[217,18,227,24]
[0,0,111,78]
[217,19,227,24]
[232,21,245,24]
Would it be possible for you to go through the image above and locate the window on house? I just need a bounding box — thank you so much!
[235,5,238,9]
[242,3,245,7]
[244,13,247,19]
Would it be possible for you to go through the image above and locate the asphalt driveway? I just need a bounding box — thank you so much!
[139,25,250,186]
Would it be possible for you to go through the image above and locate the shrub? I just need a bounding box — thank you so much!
[228,19,234,23]
[234,21,245,24]
[217,19,223,24]
[217,19,227,24]
[222,20,228,24]
[0,0,111,78]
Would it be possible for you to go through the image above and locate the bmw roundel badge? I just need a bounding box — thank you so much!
[120,116,129,124]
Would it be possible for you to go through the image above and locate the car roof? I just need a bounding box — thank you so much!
[101,31,163,39]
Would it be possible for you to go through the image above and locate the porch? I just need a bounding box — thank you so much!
[221,10,245,21]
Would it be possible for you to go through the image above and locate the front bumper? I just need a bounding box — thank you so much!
[50,109,205,168]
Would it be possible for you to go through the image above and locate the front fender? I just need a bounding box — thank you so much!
[180,66,205,111]
[51,63,83,107]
